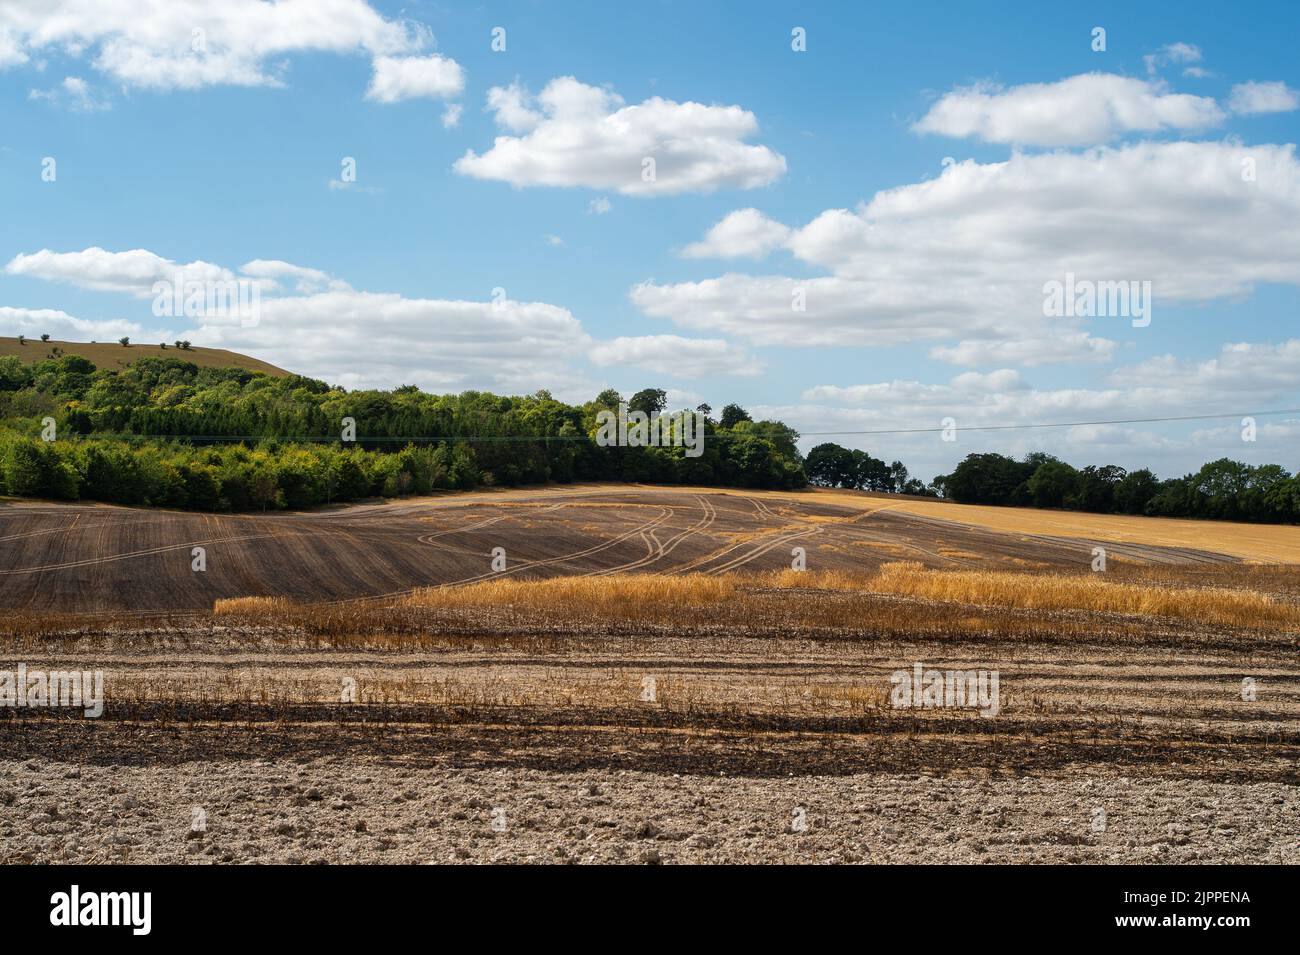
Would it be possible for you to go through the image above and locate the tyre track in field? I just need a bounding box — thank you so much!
[0,534,276,575]
[706,526,824,574]
[332,504,678,604]
[447,504,677,584]
[589,495,717,576]
[675,495,828,575]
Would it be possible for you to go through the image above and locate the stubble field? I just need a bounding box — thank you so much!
[1,485,1296,863]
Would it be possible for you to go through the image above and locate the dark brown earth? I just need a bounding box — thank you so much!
[0,485,1239,613]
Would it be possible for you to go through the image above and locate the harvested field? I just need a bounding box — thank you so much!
[2,487,1297,864]
[0,485,1257,614]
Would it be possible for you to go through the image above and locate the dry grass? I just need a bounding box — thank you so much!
[213,596,295,615]
[403,573,735,612]
[0,336,289,376]
[11,561,1294,654]
[194,562,1299,646]
[867,561,1300,629]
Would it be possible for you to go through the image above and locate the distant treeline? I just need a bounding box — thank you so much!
[0,354,805,510]
[3,354,1294,522]
[806,442,1300,524]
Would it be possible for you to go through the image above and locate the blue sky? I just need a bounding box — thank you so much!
[2,0,1298,481]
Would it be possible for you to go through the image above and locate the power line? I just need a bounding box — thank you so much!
[797,408,1300,437]
[52,407,1300,443]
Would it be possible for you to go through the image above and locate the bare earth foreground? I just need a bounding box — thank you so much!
[6,760,1295,864]
[1,485,1297,864]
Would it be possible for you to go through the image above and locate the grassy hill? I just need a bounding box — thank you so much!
[0,336,289,377]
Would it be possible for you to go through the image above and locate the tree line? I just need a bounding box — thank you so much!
[805,442,1300,524]
[0,355,806,510]
[3,354,1294,522]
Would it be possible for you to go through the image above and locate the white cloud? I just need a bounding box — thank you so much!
[1123,340,1300,396]
[455,76,786,196]
[761,340,1300,481]
[0,305,154,341]
[6,251,596,396]
[366,54,463,103]
[206,288,593,395]
[543,234,565,247]
[680,208,791,259]
[929,333,1117,367]
[0,25,28,67]
[637,141,1300,360]
[5,247,234,296]
[0,247,603,398]
[803,342,1300,417]
[587,197,612,215]
[1144,42,1203,77]
[1229,81,1300,115]
[913,73,1224,146]
[238,260,351,295]
[441,102,463,128]
[588,335,764,378]
[28,75,109,111]
[3,245,781,394]
[485,82,542,133]
[0,1,458,99]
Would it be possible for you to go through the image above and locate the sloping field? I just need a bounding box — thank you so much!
[0,485,1254,613]
[0,336,289,376]
[824,491,1300,563]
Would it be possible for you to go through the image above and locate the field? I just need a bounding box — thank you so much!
[0,336,289,377]
[1,485,1297,863]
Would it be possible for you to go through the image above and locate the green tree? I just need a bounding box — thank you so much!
[719,403,752,429]
[1027,459,1080,509]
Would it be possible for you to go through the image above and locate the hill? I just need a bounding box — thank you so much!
[0,336,289,377]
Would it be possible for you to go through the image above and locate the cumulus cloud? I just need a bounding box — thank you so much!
[0,305,155,341]
[213,288,593,395]
[588,335,764,378]
[3,252,595,396]
[587,197,612,215]
[365,54,463,103]
[5,247,234,296]
[1123,340,1300,396]
[1229,81,1300,115]
[758,340,1300,481]
[0,1,459,99]
[636,141,1300,362]
[680,208,791,259]
[454,76,786,196]
[913,73,1224,146]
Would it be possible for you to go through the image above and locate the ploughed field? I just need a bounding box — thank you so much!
[1,486,1297,863]
[0,485,1247,614]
